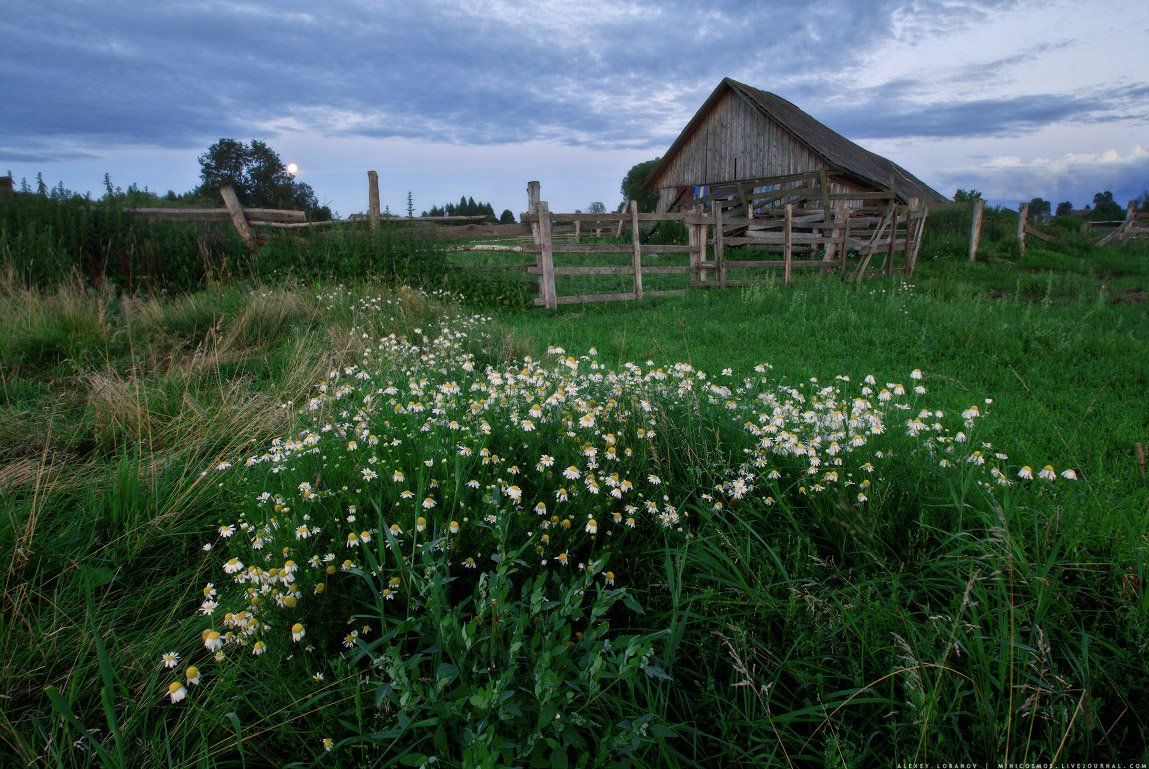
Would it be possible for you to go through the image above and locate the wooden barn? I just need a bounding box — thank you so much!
[646,78,948,213]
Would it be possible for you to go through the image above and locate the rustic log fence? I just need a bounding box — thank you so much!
[490,181,929,308]
[1097,202,1149,245]
[128,185,333,252]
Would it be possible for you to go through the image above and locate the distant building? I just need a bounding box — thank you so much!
[646,78,947,212]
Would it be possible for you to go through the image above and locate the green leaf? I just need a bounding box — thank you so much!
[643,664,673,681]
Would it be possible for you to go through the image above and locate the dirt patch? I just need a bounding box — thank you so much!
[1111,288,1149,304]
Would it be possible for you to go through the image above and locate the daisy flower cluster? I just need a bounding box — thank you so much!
[166,305,1076,704]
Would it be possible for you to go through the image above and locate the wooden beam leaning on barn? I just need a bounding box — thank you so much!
[851,203,896,281]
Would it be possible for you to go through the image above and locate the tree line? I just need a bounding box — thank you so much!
[422,196,515,224]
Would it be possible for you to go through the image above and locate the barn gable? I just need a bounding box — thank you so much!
[647,78,947,208]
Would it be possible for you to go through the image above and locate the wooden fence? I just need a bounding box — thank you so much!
[128,185,332,252]
[506,181,929,309]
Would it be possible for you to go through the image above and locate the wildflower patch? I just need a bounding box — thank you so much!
[173,305,1076,760]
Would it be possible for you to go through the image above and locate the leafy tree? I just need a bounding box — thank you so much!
[1055,201,1074,216]
[1088,190,1123,221]
[196,138,329,219]
[953,189,983,203]
[620,157,662,212]
[1027,197,1051,219]
[499,209,516,224]
[1137,191,1149,213]
[587,202,606,214]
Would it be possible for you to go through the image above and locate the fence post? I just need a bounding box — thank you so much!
[698,210,709,283]
[527,181,541,240]
[1120,200,1136,243]
[630,201,644,300]
[822,204,842,276]
[1017,203,1029,256]
[837,206,851,277]
[712,202,726,287]
[901,198,918,274]
[537,200,557,309]
[783,203,793,286]
[968,197,984,262]
[574,217,581,244]
[883,206,902,275]
[367,171,381,230]
[219,185,256,252]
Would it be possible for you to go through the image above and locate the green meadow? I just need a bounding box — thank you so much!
[1,192,1146,767]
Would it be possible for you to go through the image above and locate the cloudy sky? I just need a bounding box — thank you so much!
[2,0,1147,216]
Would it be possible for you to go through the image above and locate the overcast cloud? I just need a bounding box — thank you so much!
[2,0,1146,214]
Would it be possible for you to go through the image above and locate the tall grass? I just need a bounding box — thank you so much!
[1,191,455,293]
[1,230,1146,766]
[0,279,458,766]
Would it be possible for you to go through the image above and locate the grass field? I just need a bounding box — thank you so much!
[1,230,1146,766]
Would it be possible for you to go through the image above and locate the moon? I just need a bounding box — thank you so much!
[286,163,299,176]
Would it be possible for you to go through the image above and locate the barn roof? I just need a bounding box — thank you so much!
[648,78,949,206]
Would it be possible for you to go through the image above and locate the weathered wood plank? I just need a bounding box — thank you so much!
[724,259,830,269]
[1017,202,1029,256]
[723,234,834,245]
[129,207,306,223]
[783,203,793,286]
[630,201,644,299]
[367,170,380,230]
[642,265,695,275]
[553,266,634,276]
[219,185,255,252]
[537,200,557,309]
[460,263,535,273]
[968,197,984,262]
[521,211,710,224]
[713,202,726,286]
[249,220,334,229]
[533,288,686,306]
[544,244,633,254]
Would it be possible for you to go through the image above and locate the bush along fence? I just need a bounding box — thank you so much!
[494,180,929,308]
